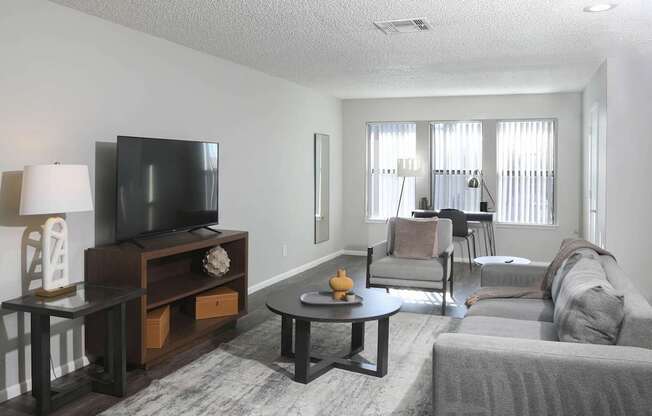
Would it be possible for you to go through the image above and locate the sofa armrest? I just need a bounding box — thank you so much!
[366,241,388,285]
[368,240,388,263]
[433,333,652,416]
[439,243,454,281]
[480,263,547,288]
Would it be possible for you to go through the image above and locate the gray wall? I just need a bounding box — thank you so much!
[0,0,343,400]
[342,93,583,261]
[604,46,652,302]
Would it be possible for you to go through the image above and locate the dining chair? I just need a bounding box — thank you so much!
[437,208,476,271]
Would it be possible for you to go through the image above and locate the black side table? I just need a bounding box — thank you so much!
[2,283,144,415]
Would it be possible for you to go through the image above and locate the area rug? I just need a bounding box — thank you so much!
[102,311,453,416]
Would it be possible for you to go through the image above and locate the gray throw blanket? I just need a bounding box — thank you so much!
[465,239,615,306]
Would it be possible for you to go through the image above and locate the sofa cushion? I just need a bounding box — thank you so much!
[456,316,558,341]
[369,255,444,282]
[369,277,443,289]
[393,217,438,259]
[601,256,652,349]
[554,257,624,345]
[466,298,554,322]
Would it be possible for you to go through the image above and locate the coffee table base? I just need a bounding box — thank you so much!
[280,316,389,384]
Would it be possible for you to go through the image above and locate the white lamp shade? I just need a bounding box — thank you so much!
[396,158,424,177]
[19,164,94,215]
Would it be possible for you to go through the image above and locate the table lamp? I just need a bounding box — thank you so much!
[395,158,423,218]
[19,163,94,297]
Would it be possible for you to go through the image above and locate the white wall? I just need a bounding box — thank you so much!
[0,0,343,400]
[603,46,652,301]
[342,93,582,261]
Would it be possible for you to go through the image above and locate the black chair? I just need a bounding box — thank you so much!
[437,209,477,271]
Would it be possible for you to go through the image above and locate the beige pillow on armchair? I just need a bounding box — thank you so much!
[393,217,438,260]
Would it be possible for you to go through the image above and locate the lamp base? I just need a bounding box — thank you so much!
[36,284,77,298]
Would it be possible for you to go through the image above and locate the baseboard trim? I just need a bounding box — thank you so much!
[0,355,89,402]
[248,250,346,294]
[341,249,366,256]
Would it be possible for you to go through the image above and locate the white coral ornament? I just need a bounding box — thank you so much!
[203,245,230,277]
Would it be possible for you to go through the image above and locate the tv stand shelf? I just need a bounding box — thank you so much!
[147,270,245,310]
[85,229,248,368]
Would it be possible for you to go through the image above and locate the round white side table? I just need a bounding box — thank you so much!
[474,256,531,266]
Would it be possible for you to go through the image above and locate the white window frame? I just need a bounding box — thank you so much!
[365,121,417,222]
[495,118,558,227]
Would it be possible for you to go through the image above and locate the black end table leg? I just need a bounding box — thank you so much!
[351,322,365,355]
[376,317,389,377]
[31,313,51,415]
[94,302,126,397]
[110,302,126,397]
[281,315,293,358]
[294,319,311,384]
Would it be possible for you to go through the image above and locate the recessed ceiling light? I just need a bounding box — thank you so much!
[583,3,617,12]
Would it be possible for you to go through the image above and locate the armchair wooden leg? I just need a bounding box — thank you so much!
[366,247,372,289]
[441,278,447,316]
[450,269,454,297]
[449,250,455,301]
[465,237,472,271]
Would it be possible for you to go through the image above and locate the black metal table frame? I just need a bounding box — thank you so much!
[413,209,496,256]
[280,315,389,384]
[2,284,143,416]
[30,303,126,415]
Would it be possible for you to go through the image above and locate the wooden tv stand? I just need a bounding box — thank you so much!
[85,229,248,368]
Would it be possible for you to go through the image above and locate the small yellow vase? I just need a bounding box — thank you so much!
[329,269,353,300]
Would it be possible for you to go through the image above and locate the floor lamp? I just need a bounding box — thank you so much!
[467,172,496,211]
[395,158,423,218]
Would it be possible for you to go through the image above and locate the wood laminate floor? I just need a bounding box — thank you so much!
[0,255,480,416]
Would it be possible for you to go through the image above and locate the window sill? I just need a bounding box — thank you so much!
[494,222,559,231]
[366,219,388,224]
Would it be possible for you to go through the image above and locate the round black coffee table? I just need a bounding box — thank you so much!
[266,287,402,384]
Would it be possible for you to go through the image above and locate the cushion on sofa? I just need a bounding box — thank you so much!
[601,256,652,349]
[393,217,438,259]
[456,316,559,341]
[369,255,444,282]
[466,298,554,322]
[551,248,600,302]
[387,217,452,256]
[554,257,624,345]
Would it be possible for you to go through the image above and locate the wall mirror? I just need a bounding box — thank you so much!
[314,133,329,244]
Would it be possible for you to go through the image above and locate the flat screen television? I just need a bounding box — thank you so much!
[115,136,219,241]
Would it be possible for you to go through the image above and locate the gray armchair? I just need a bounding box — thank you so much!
[366,218,454,315]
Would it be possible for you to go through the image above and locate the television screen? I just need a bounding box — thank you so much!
[115,136,219,241]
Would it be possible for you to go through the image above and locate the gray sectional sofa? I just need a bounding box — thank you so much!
[432,256,652,416]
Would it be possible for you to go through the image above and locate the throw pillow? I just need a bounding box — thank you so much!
[393,217,438,260]
[551,248,600,302]
[554,257,625,344]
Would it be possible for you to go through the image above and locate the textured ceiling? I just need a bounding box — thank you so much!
[50,0,652,98]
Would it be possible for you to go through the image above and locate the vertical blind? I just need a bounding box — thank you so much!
[496,120,556,225]
[366,122,416,220]
[431,121,482,211]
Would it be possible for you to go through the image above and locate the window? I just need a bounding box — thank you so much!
[366,122,416,220]
[430,121,482,211]
[496,120,556,225]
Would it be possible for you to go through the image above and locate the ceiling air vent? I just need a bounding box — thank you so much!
[374,18,431,35]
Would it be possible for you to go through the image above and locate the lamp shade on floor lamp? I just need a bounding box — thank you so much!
[395,158,423,218]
